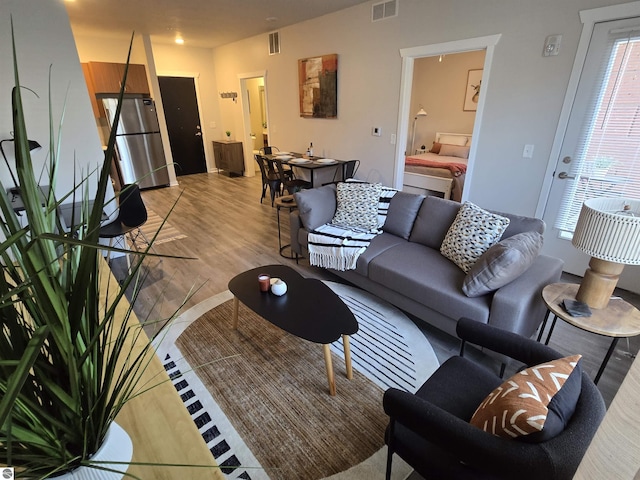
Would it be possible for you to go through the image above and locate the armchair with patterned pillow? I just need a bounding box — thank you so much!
[383,318,606,480]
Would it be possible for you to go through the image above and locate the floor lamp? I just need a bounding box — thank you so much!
[572,198,640,309]
[410,107,427,154]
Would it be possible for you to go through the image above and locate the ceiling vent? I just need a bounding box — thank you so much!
[372,0,397,22]
[269,31,281,55]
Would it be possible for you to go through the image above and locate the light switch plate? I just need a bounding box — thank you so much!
[543,34,562,57]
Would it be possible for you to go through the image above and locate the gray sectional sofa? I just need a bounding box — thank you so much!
[290,184,564,341]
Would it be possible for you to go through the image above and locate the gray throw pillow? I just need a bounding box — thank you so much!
[462,231,543,297]
[294,184,336,230]
[383,192,425,240]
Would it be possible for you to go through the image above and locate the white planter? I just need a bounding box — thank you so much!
[55,422,133,480]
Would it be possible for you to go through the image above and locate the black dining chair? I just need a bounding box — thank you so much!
[259,146,279,155]
[324,159,360,185]
[99,184,148,267]
[255,154,282,206]
[272,157,311,195]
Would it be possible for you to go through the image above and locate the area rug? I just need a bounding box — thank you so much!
[154,283,439,480]
[137,209,187,246]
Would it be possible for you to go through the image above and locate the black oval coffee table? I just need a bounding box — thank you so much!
[228,265,358,395]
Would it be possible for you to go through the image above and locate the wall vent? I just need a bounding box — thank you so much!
[372,0,397,22]
[269,31,280,55]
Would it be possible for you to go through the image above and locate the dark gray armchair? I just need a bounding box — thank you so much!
[383,318,606,480]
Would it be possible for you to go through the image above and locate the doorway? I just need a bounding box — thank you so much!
[158,76,207,176]
[239,71,268,177]
[404,50,485,201]
[538,7,640,294]
[393,34,502,201]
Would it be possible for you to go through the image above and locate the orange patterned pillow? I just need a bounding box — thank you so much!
[470,355,582,443]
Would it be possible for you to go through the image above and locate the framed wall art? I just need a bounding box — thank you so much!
[298,53,338,118]
[463,69,483,111]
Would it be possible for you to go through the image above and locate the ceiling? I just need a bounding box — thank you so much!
[64,0,372,49]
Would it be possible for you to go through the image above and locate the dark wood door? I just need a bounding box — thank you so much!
[158,76,206,176]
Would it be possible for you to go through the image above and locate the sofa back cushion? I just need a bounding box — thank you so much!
[408,196,547,247]
[499,211,546,238]
[409,196,461,248]
[294,183,337,230]
[382,192,425,240]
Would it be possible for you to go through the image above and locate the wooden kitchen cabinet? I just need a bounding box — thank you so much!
[87,62,150,95]
[81,63,102,118]
[212,140,244,176]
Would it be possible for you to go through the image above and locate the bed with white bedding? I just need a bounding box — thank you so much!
[403,132,471,202]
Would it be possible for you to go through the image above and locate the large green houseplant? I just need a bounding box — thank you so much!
[0,29,186,478]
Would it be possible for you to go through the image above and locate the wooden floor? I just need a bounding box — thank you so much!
[112,171,639,412]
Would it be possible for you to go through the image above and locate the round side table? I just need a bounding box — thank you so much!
[274,195,299,261]
[540,283,640,384]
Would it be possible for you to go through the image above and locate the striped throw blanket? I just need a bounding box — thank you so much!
[308,185,397,271]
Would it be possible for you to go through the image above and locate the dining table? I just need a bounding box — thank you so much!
[267,152,347,188]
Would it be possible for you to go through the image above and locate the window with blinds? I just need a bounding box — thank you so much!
[555,29,640,236]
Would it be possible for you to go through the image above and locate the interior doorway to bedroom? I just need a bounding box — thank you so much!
[404,50,485,202]
[393,34,502,202]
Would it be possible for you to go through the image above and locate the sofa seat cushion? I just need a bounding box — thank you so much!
[352,232,408,276]
[367,242,491,323]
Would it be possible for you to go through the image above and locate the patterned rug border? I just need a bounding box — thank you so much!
[153,286,432,480]
[139,209,187,246]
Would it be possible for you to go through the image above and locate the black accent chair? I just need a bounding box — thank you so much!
[99,184,148,265]
[255,154,282,206]
[383,317,606,480]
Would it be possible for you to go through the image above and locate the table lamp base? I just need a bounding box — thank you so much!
[576,257,625,309]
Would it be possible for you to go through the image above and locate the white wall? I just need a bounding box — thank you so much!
[211,0,630,217]
[0,1,105,201]
[410,51,484,151]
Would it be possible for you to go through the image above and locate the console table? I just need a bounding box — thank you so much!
[212,140,244,176]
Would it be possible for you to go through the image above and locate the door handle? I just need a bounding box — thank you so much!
[558,171,576,179]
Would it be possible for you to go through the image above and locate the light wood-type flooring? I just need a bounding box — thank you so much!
[112,171,639,412]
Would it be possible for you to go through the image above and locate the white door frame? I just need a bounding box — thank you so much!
[393,34,502,199]
[536,1,640,217]
[238,70,268,177]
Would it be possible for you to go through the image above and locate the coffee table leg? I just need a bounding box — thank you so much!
[343,335,353,380]
[232,296,239,329]
[323,344,336,396]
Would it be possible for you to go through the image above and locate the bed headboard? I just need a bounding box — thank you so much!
[435,132,473,146]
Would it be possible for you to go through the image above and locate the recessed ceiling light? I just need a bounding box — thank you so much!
[175,37,184,45]
[266,17,278,23]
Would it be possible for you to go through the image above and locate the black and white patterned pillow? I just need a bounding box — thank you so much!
[331,182,383,231]
[440,202,510,273]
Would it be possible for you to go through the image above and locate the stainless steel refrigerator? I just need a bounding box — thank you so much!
[102,96,170,190]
